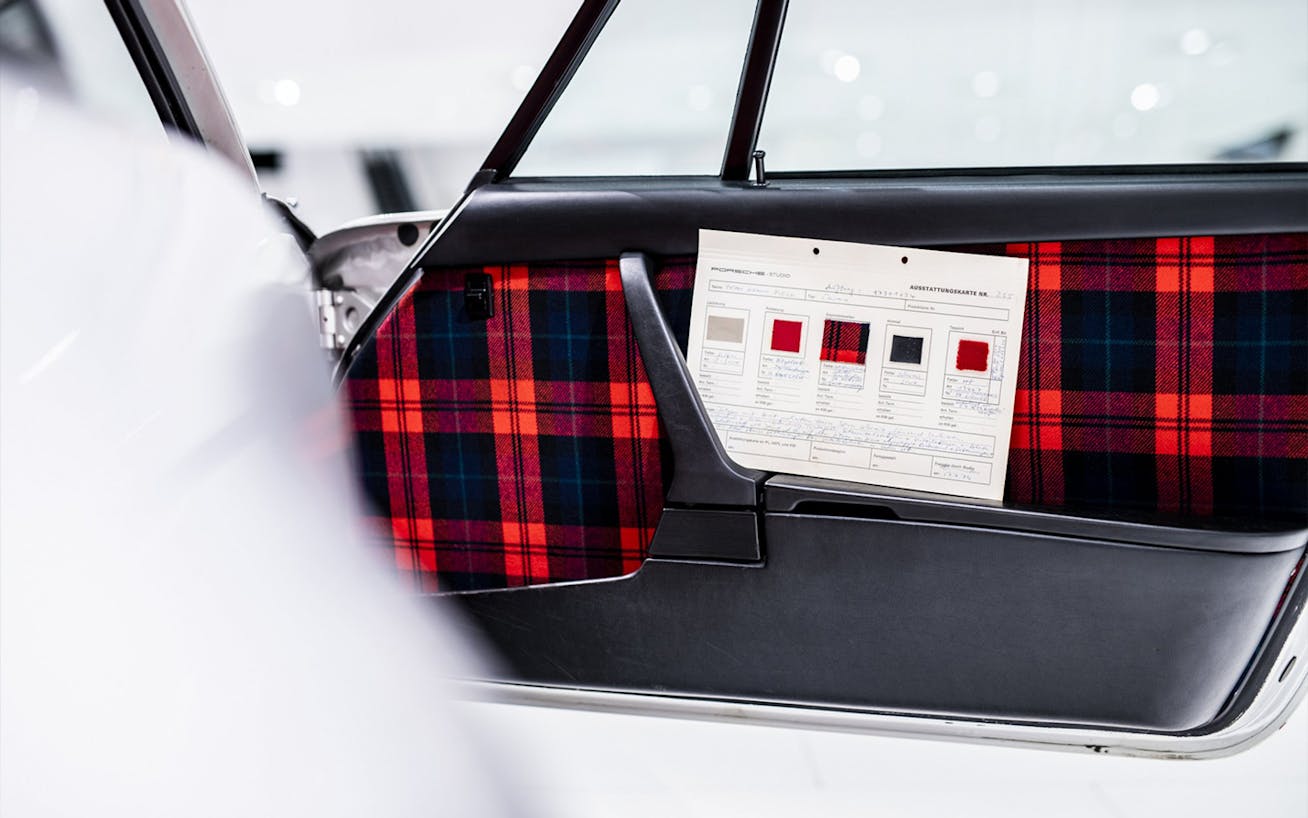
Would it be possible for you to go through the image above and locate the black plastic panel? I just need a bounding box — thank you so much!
[766,475,1308,555]
[619,252,764,506]
[419,174,1308,267]
[647,508,761,562]
[450,516,1303,731]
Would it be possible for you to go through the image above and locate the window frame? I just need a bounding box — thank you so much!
[102,0,258,186]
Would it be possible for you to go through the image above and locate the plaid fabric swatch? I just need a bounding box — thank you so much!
[819,319,871,364]
[345,259,692,591]
[344,234,1306,591]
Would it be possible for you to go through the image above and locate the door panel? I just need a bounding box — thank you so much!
[335,162,1308,750]
[345,229,1306,591]
[452,514,1303,731]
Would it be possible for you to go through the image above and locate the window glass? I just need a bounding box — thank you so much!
[186,0,580,231]
[36,0,166,138]
[514,0,757,177]
[758,0,1308,171]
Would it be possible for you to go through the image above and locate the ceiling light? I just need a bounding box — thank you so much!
[833,55,861,83]
[1130,83,1159,112]
[272,79,301,107]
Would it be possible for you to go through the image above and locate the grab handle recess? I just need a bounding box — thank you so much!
[619,252,765,506]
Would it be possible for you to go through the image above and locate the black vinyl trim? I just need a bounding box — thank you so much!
[455,556,1307,739]
[418,172,1308,268]
[478,0,617,182]
[447,519,1304,732]
[102,0,200,139]
[720,0,788,181]
[765,475,1308,555]
[1204,555,1306,737]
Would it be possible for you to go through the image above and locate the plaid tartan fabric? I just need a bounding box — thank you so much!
[819,319,871,364]
[1000,234,1307,520]
[345,259,693,591]
[345,233,1305,591]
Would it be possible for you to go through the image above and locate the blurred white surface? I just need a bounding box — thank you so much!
[0,72,525,817]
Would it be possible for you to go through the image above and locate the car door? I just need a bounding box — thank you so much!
[336,0,1308,756]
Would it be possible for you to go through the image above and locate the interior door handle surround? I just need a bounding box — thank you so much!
[618,251,765,507]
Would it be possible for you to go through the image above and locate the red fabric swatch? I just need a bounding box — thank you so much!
[771,319,803,353]
[956,339,990,372]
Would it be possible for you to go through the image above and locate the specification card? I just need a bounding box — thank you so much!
[688,229,1029,500]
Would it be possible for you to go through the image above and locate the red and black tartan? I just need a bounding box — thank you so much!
[1002,234,1307,519]
[345,259,693,591]
[345,233,1306,591]
[819,319,871,365]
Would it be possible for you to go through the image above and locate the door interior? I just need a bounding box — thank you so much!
[336,0,1308,750]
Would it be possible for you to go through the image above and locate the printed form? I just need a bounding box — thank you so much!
[688,229,1030,501]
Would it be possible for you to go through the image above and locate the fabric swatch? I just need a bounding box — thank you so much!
[770,318,804,353]
[889,334,925,365]
[820,319,870,365]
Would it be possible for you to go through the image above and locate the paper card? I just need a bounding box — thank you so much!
[688,229,1030,501]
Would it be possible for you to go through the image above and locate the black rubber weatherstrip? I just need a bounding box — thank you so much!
[720,0,788,181]
[478,0,618,181]
[103,0,200,139]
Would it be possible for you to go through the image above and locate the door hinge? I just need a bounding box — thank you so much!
[316,289,376,352]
